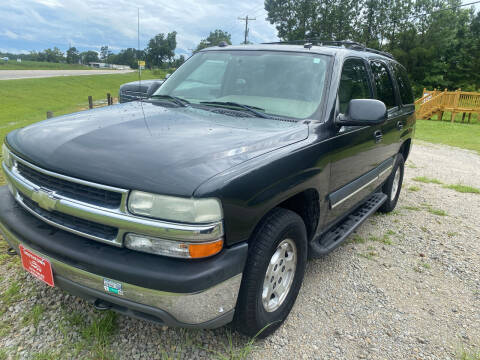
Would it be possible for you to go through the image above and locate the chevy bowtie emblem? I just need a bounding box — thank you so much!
[31,189,58,212]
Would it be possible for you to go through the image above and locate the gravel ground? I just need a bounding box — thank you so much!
[0,69,134,80]
[1,141,480,359]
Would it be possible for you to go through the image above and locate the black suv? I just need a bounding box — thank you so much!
[0,41,415,337]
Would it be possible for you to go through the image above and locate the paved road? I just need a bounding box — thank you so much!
[0,69,134,80]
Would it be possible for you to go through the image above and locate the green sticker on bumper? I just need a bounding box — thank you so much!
[103,278,123,296]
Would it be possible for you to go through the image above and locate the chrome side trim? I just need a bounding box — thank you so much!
[3,162,224,243]
[0,223,242,325]
[330,159,395,210]
[378,165,393,179]
[331,176,378,209]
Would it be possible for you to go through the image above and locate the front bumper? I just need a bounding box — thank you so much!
[0,187,248,328]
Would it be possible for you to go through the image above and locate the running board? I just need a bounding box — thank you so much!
[309,192,387,258]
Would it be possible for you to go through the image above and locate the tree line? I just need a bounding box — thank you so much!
[265,0,480,95]
[0,29,232,70]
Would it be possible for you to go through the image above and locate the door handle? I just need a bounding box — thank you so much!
[397,121,404,131]
[373,130,383,143]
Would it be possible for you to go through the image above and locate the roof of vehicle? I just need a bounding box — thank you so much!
[202,41,396,63]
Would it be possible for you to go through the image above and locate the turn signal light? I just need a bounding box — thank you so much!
[188,239,224,258]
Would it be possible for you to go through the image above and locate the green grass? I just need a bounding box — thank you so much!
[348,234,366,244]
[443,184,480,194]
[368,233,394,245]
[408,185,421,192]
[32,351,60,360]
[22,304,45,329]
[0,70,164,146]
[80,311,118,359]
[0,60,92,70]
[1,281,21,309]
[428,207,447,216]
[204,328,258,360]
[403,205,421,211]
[358,251,378,260]
[0,320,12,338]
[421,262,431,269]
[412,176,443,184]
[415,120,480,154]
[458,348,480,360]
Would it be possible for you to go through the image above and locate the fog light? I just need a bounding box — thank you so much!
[125,233,223,259]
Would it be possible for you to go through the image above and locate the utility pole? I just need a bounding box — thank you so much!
[238,15,256,44]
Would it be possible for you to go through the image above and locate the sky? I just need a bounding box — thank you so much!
[1,0,479,57]
[0,0,277,57]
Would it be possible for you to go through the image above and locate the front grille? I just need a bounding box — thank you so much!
[16,162,122,209]
[21,194,118,241]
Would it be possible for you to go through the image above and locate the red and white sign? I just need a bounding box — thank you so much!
[19,245,54,287]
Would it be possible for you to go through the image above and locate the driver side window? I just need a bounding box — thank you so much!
[338,58,372,114]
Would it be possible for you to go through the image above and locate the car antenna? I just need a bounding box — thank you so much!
[137,7,151,135]
[137,7,142,90]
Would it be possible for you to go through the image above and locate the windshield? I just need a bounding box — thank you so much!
[154,50,329,119]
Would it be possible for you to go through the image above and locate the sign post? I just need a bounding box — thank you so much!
[138,60,145,78]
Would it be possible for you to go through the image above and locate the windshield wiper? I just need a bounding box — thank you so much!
[150,94,189,107]
[199,101,272,119]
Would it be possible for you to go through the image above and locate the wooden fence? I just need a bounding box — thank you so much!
[416,88,480,122]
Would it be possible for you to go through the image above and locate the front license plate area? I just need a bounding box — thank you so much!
[19,245,54,287]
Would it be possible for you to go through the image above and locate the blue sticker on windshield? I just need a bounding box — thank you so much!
[313,58,321,64]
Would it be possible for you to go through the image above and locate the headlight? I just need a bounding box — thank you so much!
[125,233,223,258]
[128,191,223,223]
[2,143,13,168]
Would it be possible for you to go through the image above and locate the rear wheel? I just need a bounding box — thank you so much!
[234,208,307,338]
[379,154,404,213]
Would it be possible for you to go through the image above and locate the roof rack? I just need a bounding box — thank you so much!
[262,39,395,59]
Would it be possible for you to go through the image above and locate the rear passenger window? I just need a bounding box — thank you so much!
[338,58,371,114]
[392,63,414,105]
[370,61,397,109]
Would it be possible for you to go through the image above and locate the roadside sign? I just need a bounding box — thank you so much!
[138,61,145,66]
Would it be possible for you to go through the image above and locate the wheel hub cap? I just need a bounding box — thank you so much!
[391,167,401,200]
[262,238,297,312]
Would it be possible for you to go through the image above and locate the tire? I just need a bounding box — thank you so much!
[379,154,404,213]
[234,208,307,338]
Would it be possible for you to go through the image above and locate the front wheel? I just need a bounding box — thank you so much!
[379,154,404,213]
[234,208,307,338]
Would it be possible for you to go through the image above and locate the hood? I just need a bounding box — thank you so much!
[7,102,309,196]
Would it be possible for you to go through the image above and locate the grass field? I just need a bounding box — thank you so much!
[0,70,164,144]
[0,60,92,70]
[415,120,480,154]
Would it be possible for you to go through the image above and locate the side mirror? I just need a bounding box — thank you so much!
[146,81,163,97]
[336,99,387,126]
[165,73,171,80]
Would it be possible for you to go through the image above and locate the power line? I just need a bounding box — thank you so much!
[249,5,264,15]
[238,15,256,44]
